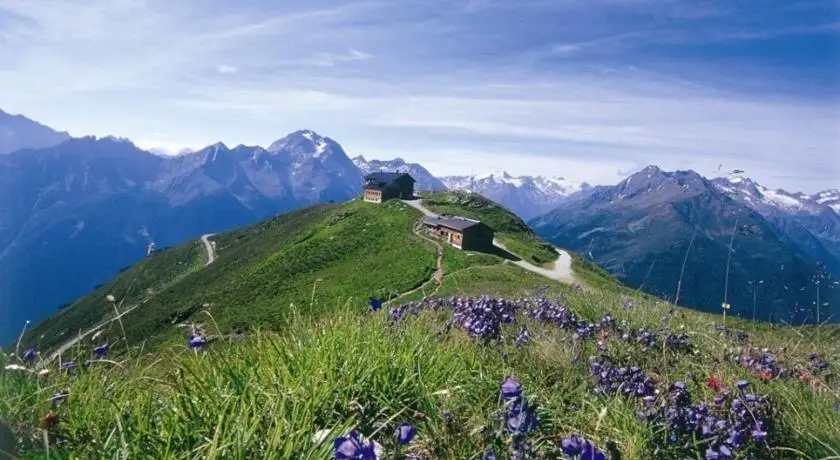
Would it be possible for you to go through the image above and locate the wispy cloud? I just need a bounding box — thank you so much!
[216,64,238,74]
[0,0,837,192]
[310,49,373,67]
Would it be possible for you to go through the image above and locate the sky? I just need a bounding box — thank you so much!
[0,0,838,192]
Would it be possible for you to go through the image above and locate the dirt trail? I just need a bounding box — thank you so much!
[401,198,579,286]
[42,235,219,365]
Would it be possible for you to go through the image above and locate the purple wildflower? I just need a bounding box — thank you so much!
[515,326,531,348]
[22,348,38,362]
[560,435,605,460]
[93,344,109,357]
[188,334,207,349]
[395,422,416,445]
[500,377,522,402]
[334,431,378,459]
[369,297,382,312]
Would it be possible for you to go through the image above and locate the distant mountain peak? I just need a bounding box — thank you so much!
[812,189,840,213]
[0,108,71,154]
[354,156,445,191]
[267,129,335,159]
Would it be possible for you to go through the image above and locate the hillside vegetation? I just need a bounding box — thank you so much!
[3,281,839,458]
[422,191,559,265]
[21,194,557,353]
[3,196,839,459]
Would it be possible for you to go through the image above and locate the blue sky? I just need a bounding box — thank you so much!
[0,0,838,192]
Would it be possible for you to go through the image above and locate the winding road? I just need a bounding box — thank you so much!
[40,234,219,365]
[400,199,578,285]
[201,233,217,266]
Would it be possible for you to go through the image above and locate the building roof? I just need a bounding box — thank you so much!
[424,215,486,231]
[364,171,415,186]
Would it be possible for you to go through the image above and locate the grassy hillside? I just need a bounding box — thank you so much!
[20,195,541,353]
[3,196,839,459]
[422,191,559,265]
[3,280,839,458]
[20,238,207,350]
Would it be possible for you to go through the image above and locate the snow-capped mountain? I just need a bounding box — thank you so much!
[352,156,446,191]
[440,170,586,219]
[812,189,840,214]
[713,175,840,271]
[531,165,840,323]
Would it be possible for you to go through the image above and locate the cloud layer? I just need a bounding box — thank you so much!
[0,0,837,191]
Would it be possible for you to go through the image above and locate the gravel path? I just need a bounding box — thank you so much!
[401,198,579,285]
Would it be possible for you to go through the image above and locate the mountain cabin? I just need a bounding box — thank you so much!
[363,172,416,203]
[423,216,494,251]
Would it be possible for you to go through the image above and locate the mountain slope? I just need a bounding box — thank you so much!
[440,171,585,219]
[5,196,840,459]
[712,176,840,272]
[812,189,840,213]
[22,195,558,351]
[353,156,446,191]
[0,108,70,154]
[0,131,366,343]
[531,166,838,323]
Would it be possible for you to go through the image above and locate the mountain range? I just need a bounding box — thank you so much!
[0,109,70,154]
[352,156,446,191]
[0,128,364,342]
[1,109,838,341]
[440,171,587,220]
[530,166,839,323]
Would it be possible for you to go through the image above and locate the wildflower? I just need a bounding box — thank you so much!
[514,326,531,348]
[483,450,497,460]
[560,435,605,460]
[369,297,382,312]
[735,380,749,391]
[59,360,77,372]
[22,348,38,362]
[506,400,538,435]
[751,430,768,442]
[500,377,522,402]
[188,334,207,349]
[51,390,69,408]
[561,436,581,456]
[334,430,378,459]
[707,376,723,392]
[313,429,332,444]
[395,422,416,445]
[759,369,773,382]
[93,343,109,357]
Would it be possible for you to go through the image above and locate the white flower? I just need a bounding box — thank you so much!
[312,428,332,444]
[4,364,28,371]
[106,294,116,302]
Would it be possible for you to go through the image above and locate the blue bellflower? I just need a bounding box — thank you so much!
[334,431,377,459]
[395,422,416,445]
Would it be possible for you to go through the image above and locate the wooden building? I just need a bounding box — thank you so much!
[423,215,494,251]
[363,172,416,203]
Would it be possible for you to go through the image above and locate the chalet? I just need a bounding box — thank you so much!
[363,172,416,203]
[424,215,494,251]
